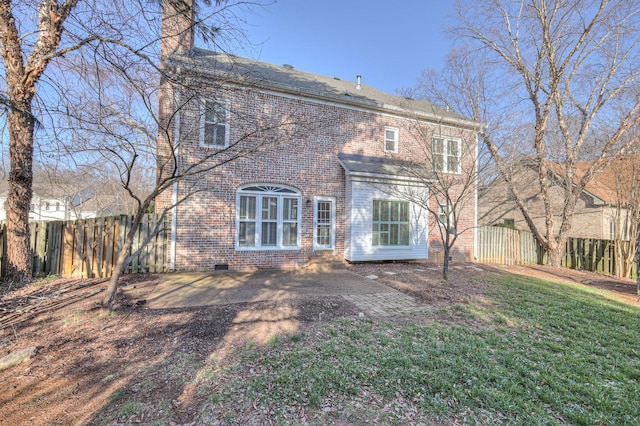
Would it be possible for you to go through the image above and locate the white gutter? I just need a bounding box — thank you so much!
[170,86,181,271]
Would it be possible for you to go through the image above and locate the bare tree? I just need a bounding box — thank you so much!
[443,0,640,266]
[0,0,263,283]
[0,0,87,282]
[46,0,325,308]
[384,118,480,280]
[610,147,640,278]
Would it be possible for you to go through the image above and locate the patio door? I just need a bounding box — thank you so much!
[313,197,335,250]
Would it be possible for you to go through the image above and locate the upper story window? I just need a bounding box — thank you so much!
[433,136,461,174]
[200,99,230,148]
[384,127,398,153]
[438,200,453,226]
[236,184,302,250]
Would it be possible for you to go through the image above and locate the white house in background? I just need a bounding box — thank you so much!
[0,189,102,222]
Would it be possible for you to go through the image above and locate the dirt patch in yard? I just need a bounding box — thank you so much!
[0,262,637,425]
[0,274,358,425]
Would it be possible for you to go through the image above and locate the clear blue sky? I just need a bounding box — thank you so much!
[236,1,455,94]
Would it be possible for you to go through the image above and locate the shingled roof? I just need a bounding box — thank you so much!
[338,153,435,181]
[168,48,479,128]
[545,157,637,204]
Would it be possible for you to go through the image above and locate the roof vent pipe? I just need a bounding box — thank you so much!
[356,74,362,90]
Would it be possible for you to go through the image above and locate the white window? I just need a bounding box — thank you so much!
[438,200,453,227]
[200,99,229,148]
[372,200,410,246]
[314,197,336,250]
[433,136,461,174]
[236,185,301,250]
[384,127,398,153]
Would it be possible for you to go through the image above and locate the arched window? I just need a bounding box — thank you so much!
[236,184,302,250]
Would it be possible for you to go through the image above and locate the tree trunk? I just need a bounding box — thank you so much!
[4,101,35,283]
[102,239,131,309]
[102,212,147,309]
[442,243,450,281]
[547,244,564,268]
[636,235,639,300]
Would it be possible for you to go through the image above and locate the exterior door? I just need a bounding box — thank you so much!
[314,197,335,250]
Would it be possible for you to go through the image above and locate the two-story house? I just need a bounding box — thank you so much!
[156,2,481,270]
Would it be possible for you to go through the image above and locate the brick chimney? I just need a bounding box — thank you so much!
[161,0,194,57]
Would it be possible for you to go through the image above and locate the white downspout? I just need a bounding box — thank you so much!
[170,86,181,271]
[474,132,479,260]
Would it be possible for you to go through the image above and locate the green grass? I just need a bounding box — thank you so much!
[204,273,640,424]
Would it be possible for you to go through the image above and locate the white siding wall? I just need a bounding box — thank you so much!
[344,180,429,261]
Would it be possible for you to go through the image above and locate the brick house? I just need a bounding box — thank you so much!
[478,158,633,240]
[156,2,481,270]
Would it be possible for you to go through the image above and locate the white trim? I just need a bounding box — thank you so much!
[384,126,399,153]
[235,184,302,250]
[313,196,336,250]
[199,98,230,148]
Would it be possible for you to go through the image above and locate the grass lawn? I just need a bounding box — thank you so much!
[198,273,640,425]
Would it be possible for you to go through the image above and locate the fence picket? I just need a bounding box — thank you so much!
[477,226,637,279]
[0,214,168,279]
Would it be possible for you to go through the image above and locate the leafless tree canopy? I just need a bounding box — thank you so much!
[424,0,640,266]
[0,0,265,283]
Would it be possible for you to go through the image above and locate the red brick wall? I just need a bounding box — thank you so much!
[156,81,477,270]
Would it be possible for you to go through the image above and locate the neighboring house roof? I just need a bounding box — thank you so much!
[546,157,637,205]
[70,187,96,207]
[168,48,480,128]
[484,156,637,206]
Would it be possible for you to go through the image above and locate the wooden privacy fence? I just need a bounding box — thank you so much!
[561,237,637,279]
[0,214,169,279]
[476,226,541,265]
[477,226,637,279]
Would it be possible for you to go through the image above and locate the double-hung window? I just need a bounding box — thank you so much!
[237,185,301,249]
[384,127,399,152]
[438,200,453,227]
[372,200,410,246]
[200,99,229,148]
[432,136,461,173]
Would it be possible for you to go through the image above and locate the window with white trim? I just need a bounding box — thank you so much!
[372,200,410,246]
[433,136,461,173]
[200,99,229,148]
[438,200,453,227]
[384,127,398,152]
[314,197,336,250]
[236,185,301,249]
